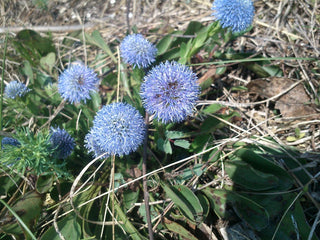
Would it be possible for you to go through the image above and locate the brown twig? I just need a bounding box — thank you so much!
[0,23,96,33]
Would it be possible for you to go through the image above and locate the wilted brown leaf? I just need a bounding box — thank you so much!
[247,77,319,118]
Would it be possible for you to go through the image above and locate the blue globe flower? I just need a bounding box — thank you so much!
[58,63,99,104]
[4,81,30,99]
[50,127,75,159]
[212,0,255,33]
[1,137,21,148]
[140,61,200,124]
[85,102,146,157]
[120,34,157,68]
[84,132,106,158]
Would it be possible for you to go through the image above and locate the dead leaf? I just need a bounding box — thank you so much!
[247,77,319,118]
[197,67,216,85]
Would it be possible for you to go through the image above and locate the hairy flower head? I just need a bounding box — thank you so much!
[85,102,146,157]
[58,63,99,104]
[4,81,30,99]
[140,61,200,123]
[50,127,75,159]
[84,132,106,158]
[120,34,157,68]
[212,0,255,33]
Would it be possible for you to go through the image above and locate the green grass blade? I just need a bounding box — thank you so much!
[0,199,37,240]
[0,32,8,132]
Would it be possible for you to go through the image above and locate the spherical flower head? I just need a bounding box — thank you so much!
[4,81,30,99]
[140,61,200,124]
[58,63,99,104]
[120,34,157,68]
[85,102,146,157]
[211,0,255,33]
[1,137,21,149]
[84,132,106,158]
[50,127,75,159]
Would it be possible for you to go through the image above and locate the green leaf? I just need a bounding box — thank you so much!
[161,182,203,223]
[163,218,198,240]
[184,21,204,35]
[179,41,191,64]
[196,193,210,220]
[87,91,102,112]
[156,34,178,56]
[157,138,172,154]
[202,188,229,219]
[13,29,55,65]
[202,103,224,114]
[36,174,54,194]
[255,193,318,240]
[201,110,240,133]
[202,188,269,231]
[176,164,204,183]
[0,174,21,197]
[40,214,81,240]
[40,52,56,74]
[114,200,148,240]
[228,192,269,231]
[234,148,293,191]
[21,60,34,83]
[225,160,280,191]
[216,66,227,75]
[85,30,117,63]
[123,189,140,210]
[1,191,43,237]
[165,130,187,139]
[173,139,190,149]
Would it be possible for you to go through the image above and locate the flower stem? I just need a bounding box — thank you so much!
[111,155,116,240]
[142,112,154,240]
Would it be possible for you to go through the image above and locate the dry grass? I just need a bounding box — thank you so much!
[0,0,319,149]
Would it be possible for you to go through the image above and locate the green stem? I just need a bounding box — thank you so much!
[190,56,317,66]
[0,199,37,240]
[142,112,154,240]
[0,32,8,132]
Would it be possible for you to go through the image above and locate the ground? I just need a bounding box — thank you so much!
[0,0,320,239]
